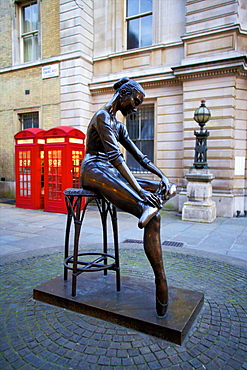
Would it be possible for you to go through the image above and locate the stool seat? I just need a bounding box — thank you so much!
[63,187,121,297]
[64,188,97,197]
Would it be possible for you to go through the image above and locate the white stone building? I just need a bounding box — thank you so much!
[0,0,246,216]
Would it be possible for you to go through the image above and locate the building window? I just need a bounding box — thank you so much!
[19,112,39,130]
[20,2,39,62]
[126,0,152,50]
[126,105,154,172]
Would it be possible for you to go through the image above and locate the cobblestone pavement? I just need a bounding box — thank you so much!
[0,247,246,370]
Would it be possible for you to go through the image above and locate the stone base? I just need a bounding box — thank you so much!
[179,191,246,218]
[33,273,204,345]
[182,200,216,223]
[0,180,15,199]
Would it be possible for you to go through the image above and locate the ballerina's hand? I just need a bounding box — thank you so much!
[139,189,162,209]
[156,176,170,196]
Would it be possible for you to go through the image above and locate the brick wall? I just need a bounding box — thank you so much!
[41,0,60,59]
[0,0,12,68]
[0,66,60,181]
[0,0,61,182]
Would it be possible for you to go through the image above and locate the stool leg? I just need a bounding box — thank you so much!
[112,205,121,291]
[64,196,73,281]
[72,196,82,297]
[101,199,108,276]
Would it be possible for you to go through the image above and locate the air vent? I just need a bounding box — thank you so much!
[123,239,142,244]
[162,241,184,247]
[123,239,184,247]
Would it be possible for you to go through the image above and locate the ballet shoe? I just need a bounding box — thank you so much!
[138,205,158,229]
[155,278,168,318]
[156,183,177,204]
[156,297,168,318]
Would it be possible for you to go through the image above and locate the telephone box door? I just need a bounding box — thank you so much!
[14,128,45,209]
[44,126,85,213]
[46,148,63,212]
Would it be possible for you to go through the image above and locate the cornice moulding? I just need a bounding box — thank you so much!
[89,72,178,95]
[172,56,247,80]
[0,51,92,75]
[90,56,247,94]
[181,24,246,40]
[92,42,183,63]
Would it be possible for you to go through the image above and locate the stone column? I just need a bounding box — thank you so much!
[182,168,216,223]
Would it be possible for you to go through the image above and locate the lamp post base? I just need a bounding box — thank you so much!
[182,168,216,223]
[182,199,216,223]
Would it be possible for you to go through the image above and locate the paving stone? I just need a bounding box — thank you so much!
[143,353,157,362]
[170,354,183,365]
[122,357,134,366]
[0,246,247,370]
[110,356,122,366]
[98,355,111,366]
[148,360,162,369]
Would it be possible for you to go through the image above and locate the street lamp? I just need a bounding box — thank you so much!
[194,99,211,129]
[192,100,211,169]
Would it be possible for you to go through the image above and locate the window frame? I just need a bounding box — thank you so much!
[20,1,39,63]
[18,111,39,130]
[126,0,153,50]
[12,0,41,65]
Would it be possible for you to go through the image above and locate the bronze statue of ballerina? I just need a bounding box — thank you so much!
[81,77,176,317]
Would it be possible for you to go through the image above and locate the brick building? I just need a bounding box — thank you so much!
[0,0,246,217]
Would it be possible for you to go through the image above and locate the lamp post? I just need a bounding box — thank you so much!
[193,100,211,169]
[181,99,216,223]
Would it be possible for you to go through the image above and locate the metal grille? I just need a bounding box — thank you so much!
[123,239,143,244]
[126,104,154,172]
[19,112,39,130]
[123,239,184,247]
[162,241,184,247]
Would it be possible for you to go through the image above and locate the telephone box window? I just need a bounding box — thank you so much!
[72,150,84,188]
[40,150,44,198]
[48,150,62,200]
[19,150,31,197]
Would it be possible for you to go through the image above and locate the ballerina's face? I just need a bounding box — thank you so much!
[118,90,144,117]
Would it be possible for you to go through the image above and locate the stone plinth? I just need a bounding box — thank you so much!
[182,168,216,223]
[33,273,204,345]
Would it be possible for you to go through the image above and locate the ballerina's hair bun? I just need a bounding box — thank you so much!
[114,77,130,91]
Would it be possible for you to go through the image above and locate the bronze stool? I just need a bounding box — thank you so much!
[63,188,121,297]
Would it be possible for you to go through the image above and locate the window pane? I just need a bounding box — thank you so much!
[141,118,154,139]
[33,33,39,60]
[128,114,139,139]
[20,112,39,129]
[23,36,32,62]
[140,0,152,14]
[31,3,38,31]
[127,18,139,49]
[22,5,31,33]
[21,2,38,63]
[126,105,154,172]
[141,15,152,47]
[127,0,139,17]
[141,140,154,162]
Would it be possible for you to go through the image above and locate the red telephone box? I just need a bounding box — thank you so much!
[43,126,85,214]
[14,128,45,210]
